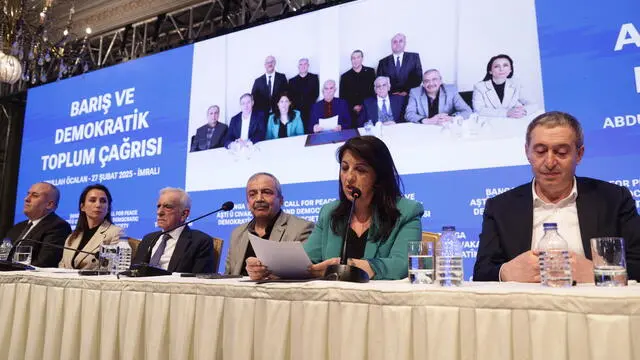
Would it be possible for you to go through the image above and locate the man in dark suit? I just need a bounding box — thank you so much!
[473,111,640,283]
[358,76,405,126]
[132,187,215,273]
[288,58,319,134]
[251,55,288,114]
[340,49,376,128]
[223,93,266,148]
[190,105,228,152]
[4,182,71,267]
[225,172,314,276]
[376,33,422,96]
[308,80,351,133]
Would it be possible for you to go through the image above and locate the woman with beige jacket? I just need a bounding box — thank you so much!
[59,184,123,269]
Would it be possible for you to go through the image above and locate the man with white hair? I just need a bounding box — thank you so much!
[308,79,351,133]
[359,76,405,126]
[132,187,215,273]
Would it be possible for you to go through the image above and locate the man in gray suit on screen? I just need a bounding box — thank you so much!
[225,172,314,276]
[405,69,472,125]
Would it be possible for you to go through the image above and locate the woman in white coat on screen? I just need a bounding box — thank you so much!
[59,184,123,269]
[472,54,537,118]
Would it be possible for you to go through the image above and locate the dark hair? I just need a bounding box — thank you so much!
[330,136,403,242]
[70,184,113,240]
[526,111,584,148]
[272,91,296,123]
[482,54,514,81]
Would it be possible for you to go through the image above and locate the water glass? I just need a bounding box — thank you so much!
[408,241,434,284]
[13,245,32,265]
[590,237,627,286]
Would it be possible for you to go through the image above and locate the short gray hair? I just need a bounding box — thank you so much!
[247,172,282,197]
[38,182,60,208]
[159,187,192,210]
[526,111,584,148]
[423,69,441,78]
[374,76,390,87]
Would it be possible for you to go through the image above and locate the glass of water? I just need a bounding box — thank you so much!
[590,237,627,286]
[408,241,434,284]
[13,245,33,265]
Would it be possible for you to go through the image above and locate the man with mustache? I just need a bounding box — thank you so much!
[473,111,640,283]
[225,173,314,276]
[132,187,215,273]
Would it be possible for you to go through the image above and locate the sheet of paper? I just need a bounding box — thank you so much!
[248,233,313,279]
[318,115,338,131]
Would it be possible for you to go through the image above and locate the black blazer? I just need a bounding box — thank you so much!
[190,123,228,152]
[251,72,288,114]
[376,52,423,94]
[223,111,266,147]
[473,177,640,281]
[132,226,215,273]
[288,73,319,118]
[5,212,71,267]
[358,94,405,126]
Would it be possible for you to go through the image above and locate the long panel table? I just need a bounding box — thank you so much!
[0,271,639,360]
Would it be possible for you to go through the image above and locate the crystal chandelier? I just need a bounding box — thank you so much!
[0,0,91,86]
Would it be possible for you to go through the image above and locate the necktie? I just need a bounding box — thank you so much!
[150,234,170,267]
[395,56,401,72]
[267,76,272,95]
[206,127,214,148]
[17,221,33,241]
[381,98,389,120]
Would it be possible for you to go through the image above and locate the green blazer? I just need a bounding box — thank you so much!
[266,110,305,140]
[303,197,424,280]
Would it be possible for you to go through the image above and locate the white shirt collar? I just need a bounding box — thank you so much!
[532,177,578,207]
[164,225,185,242]
[393,52,404,63]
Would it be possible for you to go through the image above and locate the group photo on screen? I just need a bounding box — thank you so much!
[185,0,545,192]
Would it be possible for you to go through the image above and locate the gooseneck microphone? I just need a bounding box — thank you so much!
[123,201,235,278]
[324,187,370,283]
[1,237,101,271]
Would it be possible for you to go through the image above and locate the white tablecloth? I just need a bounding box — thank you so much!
[0,271,639,360]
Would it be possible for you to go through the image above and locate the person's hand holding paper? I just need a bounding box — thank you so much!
[247,233,313,280]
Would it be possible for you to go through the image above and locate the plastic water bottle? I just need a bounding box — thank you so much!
[0,238,12,261]
[537,223,572,287]
[117,236,132,272]
[435,226,463,286]
[364,120,373,135]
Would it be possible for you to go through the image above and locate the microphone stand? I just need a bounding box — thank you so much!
[1,237,101,272]
[323,190,370,283]
[122,201,234,278]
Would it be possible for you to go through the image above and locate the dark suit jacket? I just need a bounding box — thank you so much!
[358,94,405,126]
[6,212,71,267]
[376,52,423,94]
[251,72,288,114]
[308,98,351,133]
[473,177,640,282]
[190,123,228,152]
[132,226,215,273]
[288,73,319,129]
[223,111,266,147]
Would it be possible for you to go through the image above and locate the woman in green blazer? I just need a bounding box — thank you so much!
[246,136,423,281]
[265,92,305,140]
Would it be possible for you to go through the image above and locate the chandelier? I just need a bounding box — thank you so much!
[0,0,91,86]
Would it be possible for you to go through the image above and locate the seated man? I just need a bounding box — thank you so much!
[473,111,640,283]
[132,187,215,273]
[405,69,472,124]
[358,76,404,126]
[224,93,266,148]
[308,80,351,133]
[225,172,314,275]
[4,182,71,267]
[191,105,228,151]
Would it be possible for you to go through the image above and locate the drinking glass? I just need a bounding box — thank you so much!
[590,237,627,286]
[13,245,32,265]
[408,241,434,284]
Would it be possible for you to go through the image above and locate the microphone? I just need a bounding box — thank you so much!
[1,237,101,271]
[324,187,369,283]
[123,201,235,278]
